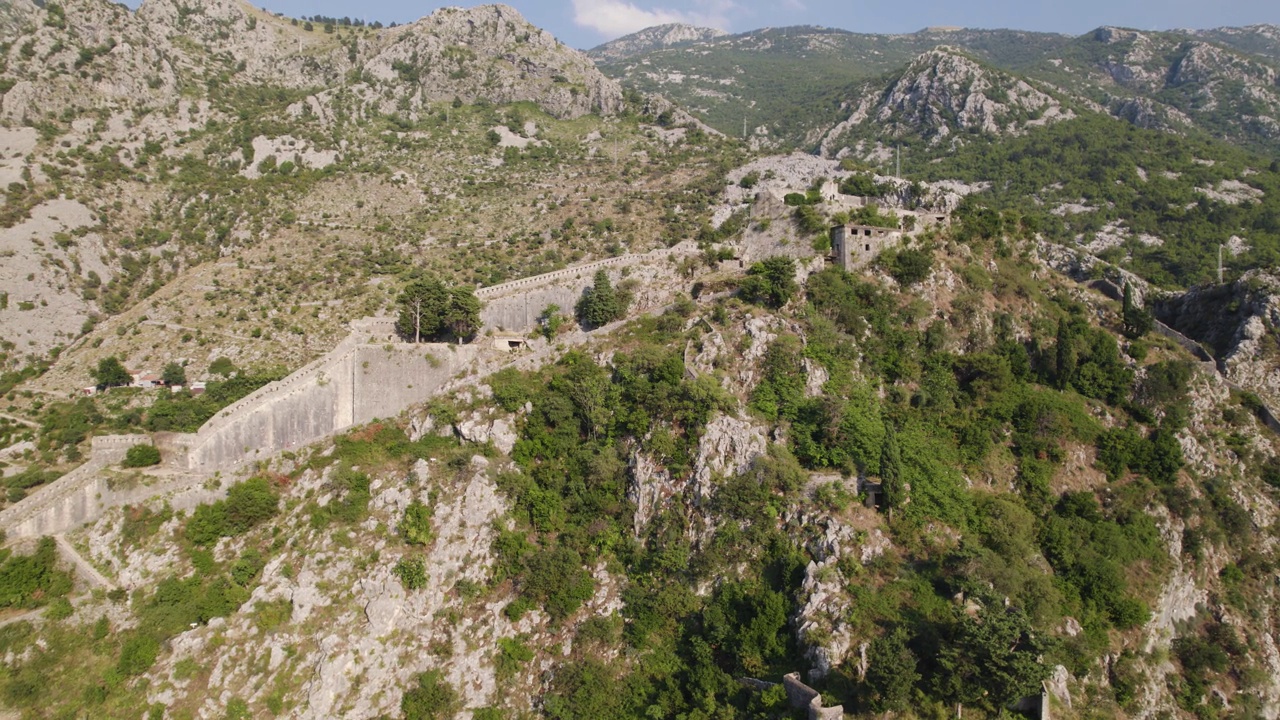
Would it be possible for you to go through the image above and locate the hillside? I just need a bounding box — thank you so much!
[0,4,1279,720]
[7,196,1280,718]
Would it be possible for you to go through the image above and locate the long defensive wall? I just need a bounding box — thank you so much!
[0,248,693,539]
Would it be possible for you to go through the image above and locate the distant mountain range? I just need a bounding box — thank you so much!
[590,23,1280,153]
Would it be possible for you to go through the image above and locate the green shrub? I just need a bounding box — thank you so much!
[885,248,933,285]
[185,477,278,545]
[117,634,160,676]
[395,556,427,590]
[122,444,161,468]
[738,256,797,308]
[400,500,434,545]
[0,537,73,609]
[401,669,459,720]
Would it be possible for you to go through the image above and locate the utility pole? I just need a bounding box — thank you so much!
[742,117,747,140]
[1219,243,1224,284]
[896,145,901,179]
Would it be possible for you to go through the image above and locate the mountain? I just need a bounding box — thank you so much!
[3,4,1280,720]
[587,23,727,62]
[0,1,635,367]
[593,23,1280,152]
[820,47,1075,156]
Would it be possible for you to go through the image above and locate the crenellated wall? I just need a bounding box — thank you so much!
[477,254,647,333]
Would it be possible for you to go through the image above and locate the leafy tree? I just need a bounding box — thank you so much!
[208,356,236,377]
[886,247,933,285]
[932,602,1055,713]
[123,444,161,468]
[749,335,805,421]
[161,361,187,386]
[92,356,131,388]
[395,279,481,342]
[575,271,626,328]
[538,303,566,340]
[739,256,797,308]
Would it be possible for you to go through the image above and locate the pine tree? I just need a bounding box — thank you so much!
[576,271,622,328]
[864,627,920,712]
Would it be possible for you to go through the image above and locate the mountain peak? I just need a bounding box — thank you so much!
[821,46,1071,155]
[588,23,728,62]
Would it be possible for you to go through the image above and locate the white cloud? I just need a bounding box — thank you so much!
[571,0,732,38]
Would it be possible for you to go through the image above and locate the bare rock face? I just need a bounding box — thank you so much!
[1170,42,1278,88]
[628,451,675,535]
[830,48,1069,146]
[360,5,623,119]
[1153,271,1280,409]
[691,414,767,504]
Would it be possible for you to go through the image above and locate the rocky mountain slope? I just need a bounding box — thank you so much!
[594,22,1280,152]
[819,47,1075,157]
[7,184,1280,718]
[0,0,709,372]
[587,23,727,62]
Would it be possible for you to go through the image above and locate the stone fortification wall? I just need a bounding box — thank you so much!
[0,434,150,539]
[0,250,698,539]
[352,343,479,425]
[478,254,641,333]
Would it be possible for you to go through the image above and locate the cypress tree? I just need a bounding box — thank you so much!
[880,423,904,513]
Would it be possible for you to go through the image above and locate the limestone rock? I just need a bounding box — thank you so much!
[691,415,767,504]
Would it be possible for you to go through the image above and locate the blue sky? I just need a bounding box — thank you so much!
[234,0,1280,49]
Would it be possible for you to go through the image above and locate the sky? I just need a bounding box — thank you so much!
[227,0,1280,49]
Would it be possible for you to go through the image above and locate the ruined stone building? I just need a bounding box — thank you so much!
[831,223,903,270]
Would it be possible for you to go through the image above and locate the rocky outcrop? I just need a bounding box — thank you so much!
[826,47,1070,147]
[1154,271,1280,409]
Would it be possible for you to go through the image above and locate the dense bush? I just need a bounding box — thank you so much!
[0,538,73,609]
[400,670,459,720]
[122,444,161,468]
[738,256,797,308]
[185,477,279,545]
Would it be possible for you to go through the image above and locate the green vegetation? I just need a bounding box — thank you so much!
[738,256,797,308]
[92,357,131,389]
[0,538,73,609]
[122,444,161,468]
[395,279,481,343]
[185,477,280,546]
[400,499,434,545]
[928,114,1280,287]
[575,270,629,328]
[401,669,459,719]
